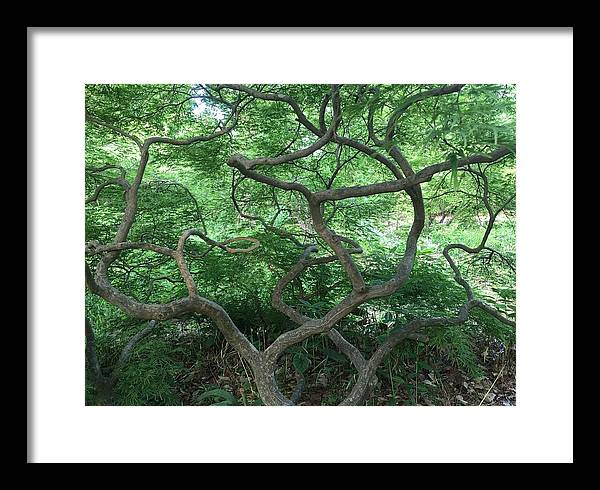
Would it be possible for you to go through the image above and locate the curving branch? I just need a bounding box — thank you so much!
[231,175,307,248]
[86,240,176,258]
[443,169,516,301]
[85,101,264,370]
[86,84,515,406]
[216,84,322,135]
[312,147,512,203]
[111,320,159,380]
[384,84,465,143]
[223,85,513,404]
[85,318,159,405]
[85,111,143,149]
[85,178,131,204]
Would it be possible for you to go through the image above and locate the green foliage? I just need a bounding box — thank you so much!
[85,83,516,405]
[448,153,459,190]
[293,352,311,374]
[114,338,183,406]
[194,388,238,406]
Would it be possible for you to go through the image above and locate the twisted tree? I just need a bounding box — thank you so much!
[85,83,516,405]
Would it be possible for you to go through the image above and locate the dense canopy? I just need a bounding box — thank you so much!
[85,83,516,406]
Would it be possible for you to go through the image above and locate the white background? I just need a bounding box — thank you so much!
[29,28,573,463]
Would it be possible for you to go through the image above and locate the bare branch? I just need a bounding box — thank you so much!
[110,320,159,381]
[85,178,131,204]
[384,84,465,142]
[85,317,102,381]
[85,111,143,149]
[313,147,512,203]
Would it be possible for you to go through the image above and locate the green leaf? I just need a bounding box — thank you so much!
[195,388,237,405]
[293,352,310,373]
[318,346,348,363]
[448,153,459,191]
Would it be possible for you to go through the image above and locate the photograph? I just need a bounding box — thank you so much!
[84,83,516,407]
[29,28,573,463]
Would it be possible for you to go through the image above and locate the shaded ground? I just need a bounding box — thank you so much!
[172,327,516,406]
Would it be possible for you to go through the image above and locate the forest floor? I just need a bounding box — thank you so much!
[173,332,516,406]
[366,338,516,407]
